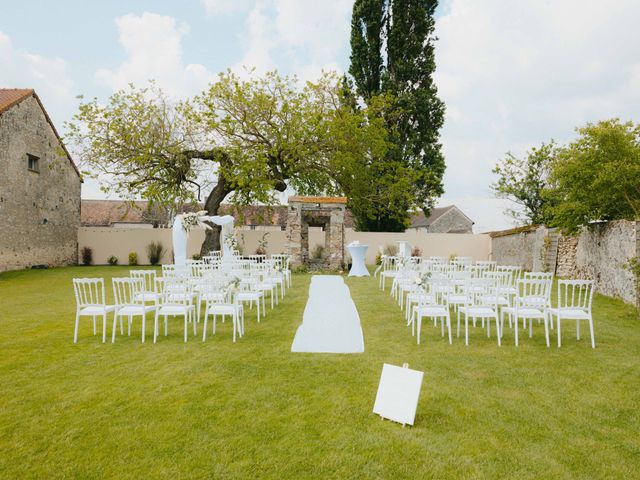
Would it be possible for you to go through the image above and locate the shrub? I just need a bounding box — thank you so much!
[293,264,309,274]
[107,255,119,266]
[311,244,325,259]
[80,247,93,266]
[375,252,382,265]
[128,252,138,266]
[146,241,165,265]
[383,244,398,256]
[256,232,269,255]
[411,246,422,257]
[192,253,202,261]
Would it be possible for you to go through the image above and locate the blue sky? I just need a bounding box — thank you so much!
[2,0,639,231]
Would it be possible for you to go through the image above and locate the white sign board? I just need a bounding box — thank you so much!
[373,363,424,426]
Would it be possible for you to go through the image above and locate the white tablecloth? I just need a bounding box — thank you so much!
[347,244,370,277]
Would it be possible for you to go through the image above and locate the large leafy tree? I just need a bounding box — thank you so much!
[349,0,446,231]
[546,119,640,233]
[67,71,388,253]
[491,142,557,225]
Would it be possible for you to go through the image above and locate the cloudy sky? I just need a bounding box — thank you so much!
[2,0,639,232]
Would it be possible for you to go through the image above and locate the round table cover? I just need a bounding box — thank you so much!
[347,244,370,277]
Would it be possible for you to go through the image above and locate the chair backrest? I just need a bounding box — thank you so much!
[429,256,447,264]
[463,277,497,307]
[453,256,473,266]
[557,280,594,312]
[476,260,497,271]
[112,277,144,306]
[515,279,551,307]
[130,270,156,292]
[483,271,511,290]
[381,255,398,272]
[524,271,553,281]
[73,278,107,307]
[158,277,192,306]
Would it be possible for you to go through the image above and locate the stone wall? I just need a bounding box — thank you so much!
[0,96,81,272]
[489,226,552,271]
[491,221,639,305]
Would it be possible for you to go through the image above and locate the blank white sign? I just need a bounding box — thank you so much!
[373,363,424,426]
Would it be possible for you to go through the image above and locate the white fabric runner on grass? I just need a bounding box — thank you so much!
[291,275,364,353]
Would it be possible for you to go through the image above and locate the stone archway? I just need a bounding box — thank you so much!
[286,196,347,270]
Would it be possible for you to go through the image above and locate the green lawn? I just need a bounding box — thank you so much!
[0,266,639,479]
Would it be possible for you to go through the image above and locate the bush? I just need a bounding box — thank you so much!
[293,264,309,274]
[311,244,325,260]
[192,253,202,261]
[80,247,93,266]
[411,246,422,257]
[128,252,138,266]
[383,244,398,256]
[146,241,166,266]
[375,252,382,265]
[107,255,119,266]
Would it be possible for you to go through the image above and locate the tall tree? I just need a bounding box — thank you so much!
[546,119,640,233]
[492,142,557,225]
[348,0,445,231]
[66,71,388,253]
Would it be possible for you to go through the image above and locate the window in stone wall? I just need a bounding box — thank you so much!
[27,154,40,173]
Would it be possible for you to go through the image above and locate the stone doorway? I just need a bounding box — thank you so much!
[286,196,347,270]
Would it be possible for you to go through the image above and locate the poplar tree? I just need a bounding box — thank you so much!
[349,0,445,231]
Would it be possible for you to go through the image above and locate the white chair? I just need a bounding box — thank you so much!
[202,285,245,342]
[72,278,115,343]
[549,280,595,348]
[405,280,435,322]
[112,277,156,343]
[129,270,160,305]
[236,277,265,322]
[501,279,550,347]
[378,255,399,290]
[458,278,501,346]
[410,283,452,345]
[153,277,196,343]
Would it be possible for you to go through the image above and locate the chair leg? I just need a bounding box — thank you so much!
[192,310,197,336]
[112,313,118,343]
[576,318,580,340]
[202,310,208,342]
[184,314,188,343]
[153,311,159,343]
[589,317,595,348]
[543,313,550,348]
[141,315,146,343]
[515,315,519,347]
[447,312,452,345]
[102,314,107,343]
[557,316,561,347]
[74,311,80,343]
[232,312,237,343]
[92,315,96,335]
[417,316,421,345]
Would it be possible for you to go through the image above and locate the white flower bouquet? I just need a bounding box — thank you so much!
[180,210,210,233]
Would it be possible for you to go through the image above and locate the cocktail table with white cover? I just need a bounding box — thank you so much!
[347,244,369,277]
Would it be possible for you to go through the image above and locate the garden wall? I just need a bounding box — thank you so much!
[491,221,639,305]
[78,227,491,266]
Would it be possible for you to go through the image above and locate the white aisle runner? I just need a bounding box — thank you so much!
[291,275,365,353]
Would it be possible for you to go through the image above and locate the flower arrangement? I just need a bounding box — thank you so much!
[413,271,432,286]
[180,210,210,233]
[227,276,241,294]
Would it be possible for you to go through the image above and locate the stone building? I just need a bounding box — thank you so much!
[286,196,347,269]
[407,205,474,233]
[0,88,82,272]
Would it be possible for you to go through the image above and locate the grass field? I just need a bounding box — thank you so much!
[0,266,639,479]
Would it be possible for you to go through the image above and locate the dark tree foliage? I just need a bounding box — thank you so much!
[349,0,445,231]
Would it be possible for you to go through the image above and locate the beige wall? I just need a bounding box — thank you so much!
[79,227,490,265]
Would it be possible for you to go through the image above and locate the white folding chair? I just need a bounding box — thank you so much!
[72,278,114,343]
[549,280,595,348]
[458,278,501,346]
[129,270,160,305]
[112,277,156,343]
[410,282,452,345]
[202,285,245,342]
[154,277,196,343]
[501,279,550,347]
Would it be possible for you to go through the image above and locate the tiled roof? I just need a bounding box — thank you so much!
[0,88,33,114]
[409,206,455,228]
[288,196,348,204]
[0,88,82,179]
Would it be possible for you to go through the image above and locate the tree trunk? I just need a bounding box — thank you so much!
[200,176,233,255]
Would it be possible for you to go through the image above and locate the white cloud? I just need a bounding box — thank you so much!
[435,0,640,231]
[232,0,352,81]
[0,31,75,124]
[202,0,253,16]
[95,12,215,97]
